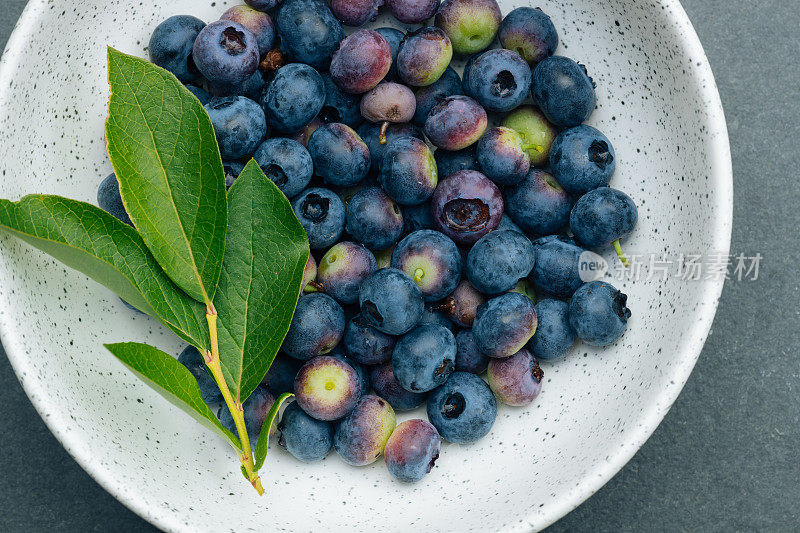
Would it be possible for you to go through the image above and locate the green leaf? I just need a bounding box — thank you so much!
[254,393,294,470]
[213,160,309,403]
[105,342,240,450]
[105,47,227,306]
[0,195,210,351]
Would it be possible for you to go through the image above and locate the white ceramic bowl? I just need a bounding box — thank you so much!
[0,1,731,531]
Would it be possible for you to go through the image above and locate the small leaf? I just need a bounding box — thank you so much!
[0,195,209,351]
[213,160,309,403]
[254,393,294,471]
[105,47,227,306]
[105,342,240,450]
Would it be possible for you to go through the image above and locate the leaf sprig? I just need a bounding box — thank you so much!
[0,48,309,494]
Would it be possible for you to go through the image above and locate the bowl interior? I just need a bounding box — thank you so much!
[0,0,731,531]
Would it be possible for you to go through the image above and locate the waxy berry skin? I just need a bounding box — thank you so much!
[568,281,631,347]
[358,268,425,336]
[277,401,334,463]
[294,355,362,421]
[473,292,538,359]
[149,15,206,83]
[384,419,442,482]
[333,395,396,466]
[487,349,543,406]
[430,170,504,245]
[426,371,497,444]
[193,20,260,87]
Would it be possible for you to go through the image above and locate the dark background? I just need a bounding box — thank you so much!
[1,0,798,531]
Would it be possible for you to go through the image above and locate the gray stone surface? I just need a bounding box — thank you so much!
[0,0,798,531]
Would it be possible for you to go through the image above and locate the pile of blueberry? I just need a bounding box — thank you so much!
[97,0,639,483]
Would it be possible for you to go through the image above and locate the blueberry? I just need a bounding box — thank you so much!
[262,353,303,395]
[550,125,616,195]
[486,349,543,406]
[345,186,404,251]
[454,330,489,374]
[529,299,576,361]
[97,173,132,226]
[569,187,637,262]
[178,345,223,404]
[344,314,396,365]
[426,371,496,443]
[360,82,417,143]
[277,401,334,462]
[319,73,363,129]
[334,395,396,465]
[465,49,531,113]
[530,235,586,298]
[402,203,435,234]
[473,292,537,358]
[204,96,267,160]
[246,0,282,10]
[393,324,456,393]
[149,15,206,83]
[397,27,453,87]
[282,293,345,360]
[466,230,535,295]
[218,386,275,447]
[222,160,245,189]
[435,0,502,55]
[384,419,441,482]
[369,363,428,411]
[568,281,630,346]
[374,27,405,80]
[392,230,462,301]
[193,20,260,87]
[430,170,504,245]
[436,280,486,327]
[186,84,212,105]
[261,63,326,133]
[329,351,371,396]
[499,7,558,65]
[418,307,457,333]
[308,123,370,187]
[292,187,346,249]
[504,169,571,235]
[434,146,479,178]
[330,0,382,27]
[531,56,596,128]
[253,137,314,198]
[497,213,524,234]
[358,122,424,173]
[359,268,424,335]
[501,105,558,167]
[476,127,531,186]
[276,0,345,70]
[424,95,487,151]
[413,66,462,127]
[295,355,362,420]
[330,29,392,94]
[318,241,377,304]
[220,5,276,56]
[387,0,441,24]
[379,137,438,206]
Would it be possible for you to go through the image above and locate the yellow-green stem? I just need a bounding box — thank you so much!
[204,307,264,495]
[613,239,630,268]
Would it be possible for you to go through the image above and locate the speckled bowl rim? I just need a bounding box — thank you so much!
[0,1,732,531]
